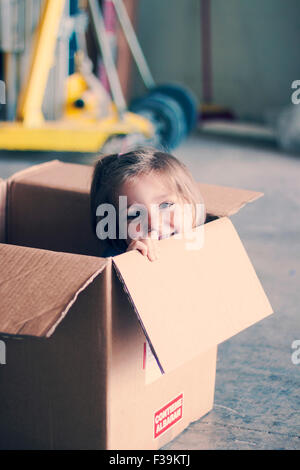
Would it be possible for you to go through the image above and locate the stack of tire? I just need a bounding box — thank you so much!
[130,83,198,150]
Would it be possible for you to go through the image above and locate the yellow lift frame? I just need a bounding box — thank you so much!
[0,0,153,152]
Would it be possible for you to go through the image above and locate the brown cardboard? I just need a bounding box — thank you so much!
[0,266,109,449]
[0,160,273,449]
[0,243,106,336]
[113,217,272,374]
[0,178,6,242]
[198,182,263,217]
[6,160,100,256]
[0,244,218,449]
[6,160,263,255]
[106,267,218,450]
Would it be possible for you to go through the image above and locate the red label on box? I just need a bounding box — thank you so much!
[154,393,183,439]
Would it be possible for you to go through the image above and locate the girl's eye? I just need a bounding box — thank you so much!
[160,202,174,210]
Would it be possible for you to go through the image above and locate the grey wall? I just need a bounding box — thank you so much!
[212,0,300,122]
[131,0,201,102]
[131,0,300,123]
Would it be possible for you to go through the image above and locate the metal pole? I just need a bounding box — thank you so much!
[17,0,66,126]
[4,53,18,120]
[112,0,155,89]
[88,0,127,115]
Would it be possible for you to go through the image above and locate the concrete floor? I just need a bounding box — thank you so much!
[0,130,299,450]
[169,132,300,450]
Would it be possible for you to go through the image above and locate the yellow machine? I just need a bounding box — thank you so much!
[0,0,153,152]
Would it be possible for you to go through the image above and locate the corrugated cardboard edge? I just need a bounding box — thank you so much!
[226,190,264,217]
[0,178,7,242]
[112,258,164,375]
[6,160,61,183]
[103,259,113,450]
[198,182,264,218]
[45,261,107,338]
[6,160,265,220]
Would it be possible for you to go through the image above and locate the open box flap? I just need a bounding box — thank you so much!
[7,160,262,219]
[0,243,107,337]
[198,183,263,217]
[113,217,273,374]
[7,159,92,193]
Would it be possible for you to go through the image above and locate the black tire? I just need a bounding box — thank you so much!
[130,92,187,150]
[149,83,198,133]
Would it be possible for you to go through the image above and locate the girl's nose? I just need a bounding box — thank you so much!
[148,207,175,239]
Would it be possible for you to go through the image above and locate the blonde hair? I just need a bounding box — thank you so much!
[90,147,206,250]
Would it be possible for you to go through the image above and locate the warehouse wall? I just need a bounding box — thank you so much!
[132,0,300,123]
[131,0,201,104]
[211,0,300,122]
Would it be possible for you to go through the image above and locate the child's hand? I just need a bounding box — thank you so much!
[126,231,159,262]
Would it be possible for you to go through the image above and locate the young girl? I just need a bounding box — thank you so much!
[90,147,206,260]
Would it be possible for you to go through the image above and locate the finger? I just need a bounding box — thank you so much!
[149,230,159,240]
[149,238,159,261]
[131,240,148,257]
[136,238,155,262]
[147,246,156,262]
[127,239,157,261]
[126,240,136,251]
[147,239,158,262]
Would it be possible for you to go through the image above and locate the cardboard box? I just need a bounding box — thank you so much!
[0,177,6,243]
[0,160,273,449]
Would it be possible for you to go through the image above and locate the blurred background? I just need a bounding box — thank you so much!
[0,0,300,450]
[0,0,300,153]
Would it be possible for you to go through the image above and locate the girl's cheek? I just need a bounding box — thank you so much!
[173,205,193,234]
[169,211,176,230]
[172,206,184,234]
[158,210,175,237]
[170,211,174,223]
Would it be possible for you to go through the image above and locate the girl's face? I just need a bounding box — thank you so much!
[118,173,193,244]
